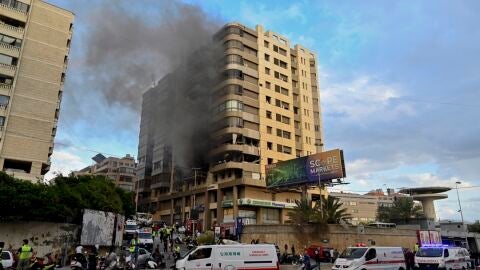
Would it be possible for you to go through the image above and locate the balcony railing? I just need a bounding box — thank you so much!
[0,21,24,33]
[0,3,28,14]
[0,62,16,71]
[0,83,12,90]
[0,42,20,53]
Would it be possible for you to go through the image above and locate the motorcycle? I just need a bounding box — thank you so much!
[281,253,302,265]
[70,253,87,270]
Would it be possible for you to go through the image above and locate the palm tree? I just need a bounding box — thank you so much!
[377,197,424,224]
[287,196,351,225]
[287,198,316,225]
[318,196,352,224]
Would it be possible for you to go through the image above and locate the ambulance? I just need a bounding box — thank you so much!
[415,245,472,270]
[332,246,406,270]
[176,244,279,270]
[138,227,154,251]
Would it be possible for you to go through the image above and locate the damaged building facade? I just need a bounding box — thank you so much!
[136,23,324,230]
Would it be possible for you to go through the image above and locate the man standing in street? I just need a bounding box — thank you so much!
[130,232,139,267]
[17,239,32,270]
[405,249,415,270]
[314,248,321,269]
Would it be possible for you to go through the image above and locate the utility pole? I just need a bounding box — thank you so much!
[455,181,469,250]
[318,174,323,220]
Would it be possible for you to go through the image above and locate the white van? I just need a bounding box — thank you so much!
[332,246,406,270]
[176,244,279,270]
[415,246,472,270]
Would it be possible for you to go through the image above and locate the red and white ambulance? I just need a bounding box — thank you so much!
[332,246,406,270]
[176,244,279,270]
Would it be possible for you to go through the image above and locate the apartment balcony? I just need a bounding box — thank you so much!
[0,21,24,39]
[0,43,20,58]
[0,63,16,77]
[0,103,7,116]
[0,83,11,96]
[0,3,28,22]
[209,144,260,157]
[212,127,260,140]
[210,161,260,173]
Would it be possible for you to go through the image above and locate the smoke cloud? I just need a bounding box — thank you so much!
[84,1,222,110]
[82,1,223,169]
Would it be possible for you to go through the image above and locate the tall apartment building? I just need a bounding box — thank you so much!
[0,0,73,181]
[137,23,324,231]
[74,154,136,191]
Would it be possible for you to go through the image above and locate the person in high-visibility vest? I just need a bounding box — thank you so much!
[130,233,139,266]
[414,243,419,253]
[17,239,33,270]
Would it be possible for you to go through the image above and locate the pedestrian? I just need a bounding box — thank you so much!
[130,232,139,266]
[414,242,419,253]
[169,238,174,252]
[314,248,320,268]
[16,239,32,270]
[330,248,335,263]
[87,245,98,270]
[284,243,288,254]
[174,245,181,263]
[163,238,168,253]
[291,245,296,256]
[303,251,311,270]
[251,239,255,244]
[405,248,415,270]
[153,245,162,264]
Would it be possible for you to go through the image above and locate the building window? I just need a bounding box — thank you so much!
[266,96,271,104]
[276,129,282,137]
[267,158,273,164]
[265,67,270,75]
[264,53,270,61]
[216,100,243,113]
[266,110,272,119]
[224,40,243,51]
[267,142,273,150]
[264,40,269,48]
[0,95,9,109]
[267,126,272,134]
[265,81,271,89]
[224,69,243,80]
[315,125,320,132]
[224,54,243,65]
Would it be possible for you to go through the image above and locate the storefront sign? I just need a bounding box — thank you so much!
[237,198,296,209]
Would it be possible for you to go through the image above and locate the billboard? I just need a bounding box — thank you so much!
[266,149,346,189]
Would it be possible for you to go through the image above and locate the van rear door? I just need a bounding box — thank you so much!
[184,247,213,270]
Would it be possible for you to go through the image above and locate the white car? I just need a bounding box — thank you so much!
[415,245,472,270]
[1,251,14,268]
[332,246,406,270]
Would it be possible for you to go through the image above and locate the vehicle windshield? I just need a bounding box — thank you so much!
[180,248,195,259]
[416,248,443,257]
[125,225,137,230]
[339,248,368,259]
[138,233,151,239]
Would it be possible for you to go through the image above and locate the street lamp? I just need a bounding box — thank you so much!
[455,181,469,250]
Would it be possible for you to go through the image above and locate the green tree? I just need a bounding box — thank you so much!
[377,197,423,224]
[287,196,351,225]
[468,220,480,233]
[319,196,352,224]
[0,172,135,223]
[287,199,318,225]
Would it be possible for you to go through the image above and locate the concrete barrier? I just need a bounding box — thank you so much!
[0,222,79,257]
[241,224,417,251]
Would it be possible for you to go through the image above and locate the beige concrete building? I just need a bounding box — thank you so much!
[137,23,324,231]
[0,0,73,182]
[330,189,403,225]
[75,154,136,191]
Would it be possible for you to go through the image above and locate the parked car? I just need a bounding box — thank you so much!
[1,250,14,268]
[305,245,333,262]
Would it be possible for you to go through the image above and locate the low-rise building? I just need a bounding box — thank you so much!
[330,188,403,225]
[75,154,136,191]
